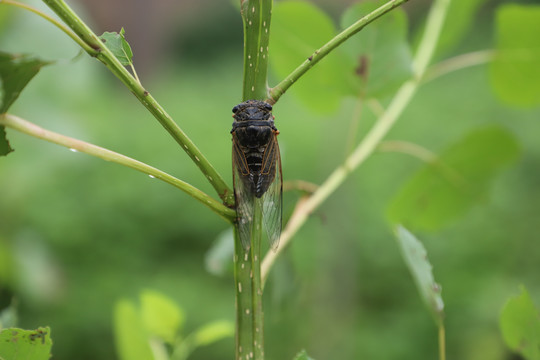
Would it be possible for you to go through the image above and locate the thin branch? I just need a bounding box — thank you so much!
[377,140,438,163]
[262,0,452,284]
[1,0,95,54]
[267,0,410,104]
[378,140,465,188]
[41,0,234,206]
[282,180,318,194]
[0,113,236,223]
[423,50,495,83]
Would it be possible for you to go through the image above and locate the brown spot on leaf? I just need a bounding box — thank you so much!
[355,55,370,81]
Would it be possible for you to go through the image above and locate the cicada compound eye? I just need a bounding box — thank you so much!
[264,103,273,111]
[232,105,239,113]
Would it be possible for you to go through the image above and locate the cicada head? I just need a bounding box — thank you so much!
[232,100,273,122]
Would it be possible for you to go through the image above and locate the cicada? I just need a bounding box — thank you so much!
[231,100,282,251]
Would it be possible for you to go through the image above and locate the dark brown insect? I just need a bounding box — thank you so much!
[231,100,282,251]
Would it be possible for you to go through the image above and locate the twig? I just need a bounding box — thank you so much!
[0,113,236,223]
[41,0,234,205]
[267,0,410,104]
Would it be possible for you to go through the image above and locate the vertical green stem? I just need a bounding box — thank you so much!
[233,200,263,360]
[438,324,446,360]
[241,0,272,99]
[234,228,254,360]
[236,0,272,358]
[251,198,264,359]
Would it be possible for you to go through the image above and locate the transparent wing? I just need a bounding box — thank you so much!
[261,133,283,251]
[232,133,254,250]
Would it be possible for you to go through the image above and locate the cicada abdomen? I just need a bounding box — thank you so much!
[231,100,282,251]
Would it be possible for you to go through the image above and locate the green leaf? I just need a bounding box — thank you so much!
[340,1,413,99]
[99,28,134,66]
[0,52,50,114]
[387,126,520,231]
[434,0,489,56]
[192,320,234,347]
[113,299,155,360]
[0,327,52,360]
[395,226,444,326]
[500,286,540,360]
[293,349,315,360]
[0,126,12,157]
[270,1,350,113]
[0,52,50,156]
[140,289,184,344]
[489,5,540,107]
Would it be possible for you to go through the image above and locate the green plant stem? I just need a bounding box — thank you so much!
[241,0,272,100]
[234,229,254,360]
[250,198,264,360]
[235,1,272,359]
[262,0,452,284]
[1,0,95,54]
[439,324,446,360]
[267,0,409,104]
[0,113,236,223]
[41,0,234,206]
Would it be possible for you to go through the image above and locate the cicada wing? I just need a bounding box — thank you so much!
[232,133,254,250]
[261,133,283,251]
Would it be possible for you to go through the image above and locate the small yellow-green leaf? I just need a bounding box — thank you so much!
[293,349,315,360]
[500,286,540,360]
[340,1,412,99]
[387,126,520,230]
[140,289,184,343]
[99,28,134,66]
[270,1,350,113]
[0,327,52,360]
[490,5,540,107]
[192,320,234,347]
[113,299,154,360]
[395,226,444,326]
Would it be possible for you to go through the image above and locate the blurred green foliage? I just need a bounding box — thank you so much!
[500,286,540,360]
[1,0,540,360]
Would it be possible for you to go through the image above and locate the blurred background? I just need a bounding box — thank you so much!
[1,0,539,359]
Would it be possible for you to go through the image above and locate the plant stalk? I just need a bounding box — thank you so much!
[235,0,272,358]
[0,114,235,223]
[41,0,234,206]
